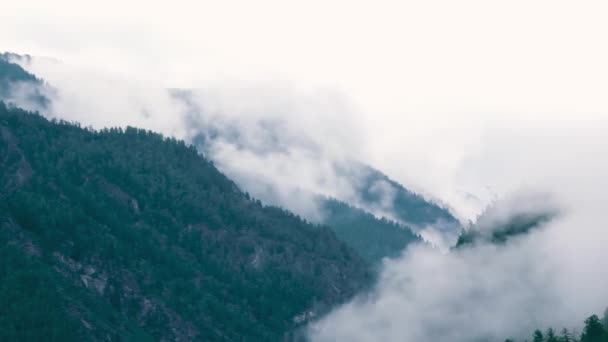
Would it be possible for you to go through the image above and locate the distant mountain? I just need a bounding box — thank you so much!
[314,164,460,258]
[0,54,49,111]
[319,198,422,264]
[0,54,37,97]
[174,88,459,228]
[345,162,458,228]
[455,212,552,248]
[0,103,370,341]
[177,89,460,256]
[454,193,558,248]
[1,55,457,270]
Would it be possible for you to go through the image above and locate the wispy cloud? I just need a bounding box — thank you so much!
[3,2,608,339]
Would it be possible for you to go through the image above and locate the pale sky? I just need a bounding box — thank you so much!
[3,0,608,219]
[4,1,608,102]
[4,3,608,340]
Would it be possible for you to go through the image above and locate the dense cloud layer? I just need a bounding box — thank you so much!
[5,0,608,219]
[3,1,608,339]
[12,53,608,341]
[309,122,608,340]
[8,56,458,231]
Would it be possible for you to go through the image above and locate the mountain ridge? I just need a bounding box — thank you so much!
[0,102,370,340]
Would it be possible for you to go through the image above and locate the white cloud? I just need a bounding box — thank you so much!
[4,1,608,217]
[3,2,608,339]
[309,120,608,340]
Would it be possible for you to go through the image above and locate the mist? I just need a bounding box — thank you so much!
[3,1,608,340]
[309,120,608,341]
[12,53,608,341]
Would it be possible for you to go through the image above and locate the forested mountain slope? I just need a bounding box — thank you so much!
[0,103,370,341]
[0,54,49,110]
[0,54,37,97]
[319,198,421,264]
[175,88,460,249]
[0,55,454,267]
[454,195,558,248]
[342,163,458,228]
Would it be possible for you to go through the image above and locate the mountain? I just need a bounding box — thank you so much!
[0,54,49,111]
[323,162,461,250]
[173,88,459,230]
[454,194,558,248]
[176,89,459,258]
[455,211,553,248]
[0,103,370,341]
[319,198,421,264]
[0,54,456,279]
[312,163,461,261]
[0,54,38,98]
[344,163,458,228]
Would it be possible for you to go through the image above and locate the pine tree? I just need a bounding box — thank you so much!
[534,329,545,342]
[546,328,558,342]
[581,315,608,342]
[560,328,574,342]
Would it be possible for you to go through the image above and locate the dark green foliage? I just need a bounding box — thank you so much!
[352,164,458,227]
[0,244,81,342]
[320,198,422,264]
[0,55,39,90]
[534,330,545,342]
[581,315,608,342]
[0,55,49,109]
[0,103,370,341]
[0,55,38,98]
[506,310,608,342]
[455,212,554,248]
[547,328,559,342]
[561,328,576,342]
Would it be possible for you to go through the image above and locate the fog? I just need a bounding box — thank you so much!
[5,0,608,219]
[310,119,608,340]
[3,1,608,340]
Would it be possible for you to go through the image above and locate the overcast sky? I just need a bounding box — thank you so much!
[4,2,608,340]
[2,0,608,217]
[3,1,608,219]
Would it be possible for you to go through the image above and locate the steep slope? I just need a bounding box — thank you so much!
[455,212,553,248]
[186,114,458,257]
[174,88,460,234]
[319,198,422,264]
[0,103,370,341]
[0,54,49,110]
[346,163,458,228]
[0,55,449,271]
[0,54,37,98]
[454,193,558,248]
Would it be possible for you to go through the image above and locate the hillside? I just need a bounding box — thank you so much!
[320,198,421,264]
[0,54,38,97]
[173,88,460,247]
[0,54,49,111]
[0,103,370,341]
[349,163,458,228]
[454,195,558,248]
